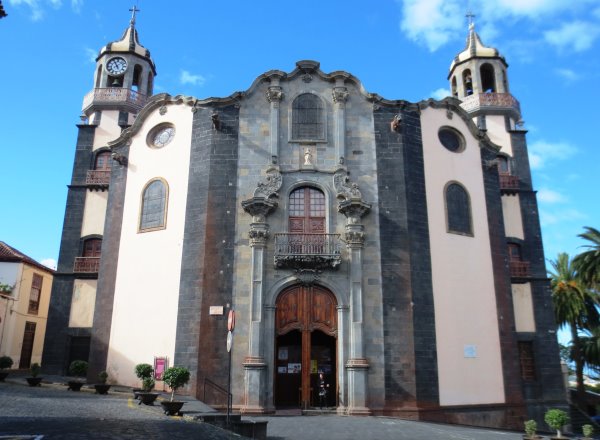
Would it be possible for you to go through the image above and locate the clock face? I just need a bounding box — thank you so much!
[106,57,128,75]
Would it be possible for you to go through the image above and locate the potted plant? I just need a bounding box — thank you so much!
[26,362,43,386]
[523,419,542,439]
[133,363,153,397]
[137,376,159,405]
[0,355,13,381]
[67,360,88,391]
[545,408,570,439]
[94,371,111,395]
[160,366,191,416]
[581,424,594,440]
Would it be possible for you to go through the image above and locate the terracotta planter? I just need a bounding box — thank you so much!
[137,392,159,405]
[67,380,85,391]
[160,401,185,416]
[94,384,111,395]
[26,377,43,387]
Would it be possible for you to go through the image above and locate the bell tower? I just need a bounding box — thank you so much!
[82,6,156,124]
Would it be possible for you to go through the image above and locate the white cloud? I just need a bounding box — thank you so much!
[180,70,206,87]
[555,68,581,82]
[398,0,463,52]
[71,0,82,13]
[540,208,586,226]
[41,258,57,270]
[537,188,566,204]
[430,88,451,100]
[528,140,577,170]
[544,21,600,52]
[84,47,97,63]
[8,0,82,20]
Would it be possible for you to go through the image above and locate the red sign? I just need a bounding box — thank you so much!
[227,309,235,332]
[154,357,168,380]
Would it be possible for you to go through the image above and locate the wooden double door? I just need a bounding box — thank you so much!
[275,285,337,408]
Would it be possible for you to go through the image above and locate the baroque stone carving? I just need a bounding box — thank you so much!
[249,225,270,246]
[294,269,321,286]
[159,105,168,115]
[332,87,349,105]
[266,86,283,104]
[302,73,313,83]
[344,230,365,246]
[333,169,362,201]
[254,166,282,199]
[241,166,283,221]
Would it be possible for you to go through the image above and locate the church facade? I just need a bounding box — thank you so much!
[43,16,566,428]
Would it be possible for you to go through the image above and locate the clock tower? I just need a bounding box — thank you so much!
[42,9,156,375]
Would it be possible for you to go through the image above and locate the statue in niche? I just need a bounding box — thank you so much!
[304,148,313,166]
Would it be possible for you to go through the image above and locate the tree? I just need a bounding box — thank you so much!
[549,253,599,400]
[574,226,600,289]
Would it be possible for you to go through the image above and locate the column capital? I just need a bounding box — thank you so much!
[266,86,284,106]
[345,227,365,248]
[332,86,349,106]
[248,223,270,246]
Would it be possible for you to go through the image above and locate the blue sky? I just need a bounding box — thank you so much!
[1,0,599,273]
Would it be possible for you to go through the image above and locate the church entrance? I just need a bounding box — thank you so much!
[274,285,337,409]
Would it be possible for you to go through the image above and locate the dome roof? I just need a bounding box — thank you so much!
[449,23,506,73]
[97,18,156,73]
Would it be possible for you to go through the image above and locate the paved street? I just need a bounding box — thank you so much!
[0,378,527,440]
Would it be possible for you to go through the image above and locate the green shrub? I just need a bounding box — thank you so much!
[30,363,41,377]
[134,363,153,380]
[162,366,190,401]
[142,377,155,392]
[524,419,537,437]
[68,360,88,377]
[583,424,594,438]
[0,355,14,370]
[544,408,569,434]
[98,371,108,384]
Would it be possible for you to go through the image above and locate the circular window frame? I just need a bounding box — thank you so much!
[438,126,465,153]
[147,123,176,149]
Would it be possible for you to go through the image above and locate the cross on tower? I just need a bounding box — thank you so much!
[129,5,140,25]
[466,10,476,26]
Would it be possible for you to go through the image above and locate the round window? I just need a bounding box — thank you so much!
[438,127,465,153]
[147,124,175,148]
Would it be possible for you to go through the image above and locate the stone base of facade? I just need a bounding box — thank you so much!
[374,403,527,430]
[240,405,275,415]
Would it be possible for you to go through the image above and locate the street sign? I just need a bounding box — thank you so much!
[227,309,235,332]
[226,330,233,353]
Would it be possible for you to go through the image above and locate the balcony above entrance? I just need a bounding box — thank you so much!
[274,233,341,270]
[82,87,147,114]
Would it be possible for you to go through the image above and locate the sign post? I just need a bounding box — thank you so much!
[226,309,235,426]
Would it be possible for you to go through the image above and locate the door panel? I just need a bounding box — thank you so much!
[19,322,36,369]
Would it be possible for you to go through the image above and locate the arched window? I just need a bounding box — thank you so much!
[83,238,102,257]
[140,179,168,231]
[95,65,102,88]
[147,73,154,96]
[497,155,510,174]
[132,64,143,92]
[508,243,522,261]
[289,187,325,234]
[480,63,496,93]
[462,69,473,96]
[502,70,509,93]
[451,76,458,97]
[94,151,111,170]
[445,182,472,235]
[292,94,325,140]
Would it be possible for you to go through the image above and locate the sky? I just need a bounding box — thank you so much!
[0,0,599,274]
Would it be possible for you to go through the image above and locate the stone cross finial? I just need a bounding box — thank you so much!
[129,5,140,25]
[466,10,475,26]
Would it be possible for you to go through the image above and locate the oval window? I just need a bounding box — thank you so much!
[438,127,465,153]
[147,123,175,148]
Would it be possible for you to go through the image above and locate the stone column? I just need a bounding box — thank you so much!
[336,304,349,413]
[332,79,349,164]
[266,77,284,163]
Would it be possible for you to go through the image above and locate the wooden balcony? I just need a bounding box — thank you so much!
[73,257,100,273]
[82,87,147,113]
[274,233,342,270]
[499,173,519,193]
[460,92,521,117]
[86,170,110,187]
[510,260,530,278]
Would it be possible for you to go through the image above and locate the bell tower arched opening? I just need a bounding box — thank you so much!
[274,284,337,409]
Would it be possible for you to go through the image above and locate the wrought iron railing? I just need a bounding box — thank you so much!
[86,170,110,186]
[82,87,147,111]
[203,377,231,409]
[499,173,519,191]
[460,92,521,114]
[73,257,100,273]
[274,233,342,269]
[510,260,530,278]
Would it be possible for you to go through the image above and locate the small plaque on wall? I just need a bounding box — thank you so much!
[209,306,224,315]
[464,345,477,358]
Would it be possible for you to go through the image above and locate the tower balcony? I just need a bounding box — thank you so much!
[499,173,519,194]
[460,92,520,117]
[274,233,342,270]
[82,87,147,114]
[509,260,530,278]
[86,170,110,188]
[73,257,100,274]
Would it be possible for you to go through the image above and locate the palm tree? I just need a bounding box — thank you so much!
[549,253,599,400]
[574,226,600,289]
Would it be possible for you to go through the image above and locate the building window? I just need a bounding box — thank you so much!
[438,127,465,153]
[83,238,102,257]
[445,182,472,235]
[140,179,168,231]
[508,243,522,261]
[480,63,496,93]
[292,94,325,141]
[95,151,111,170]
[518,341,536,380]
[28,273,42,315]
[462,69,473,96]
